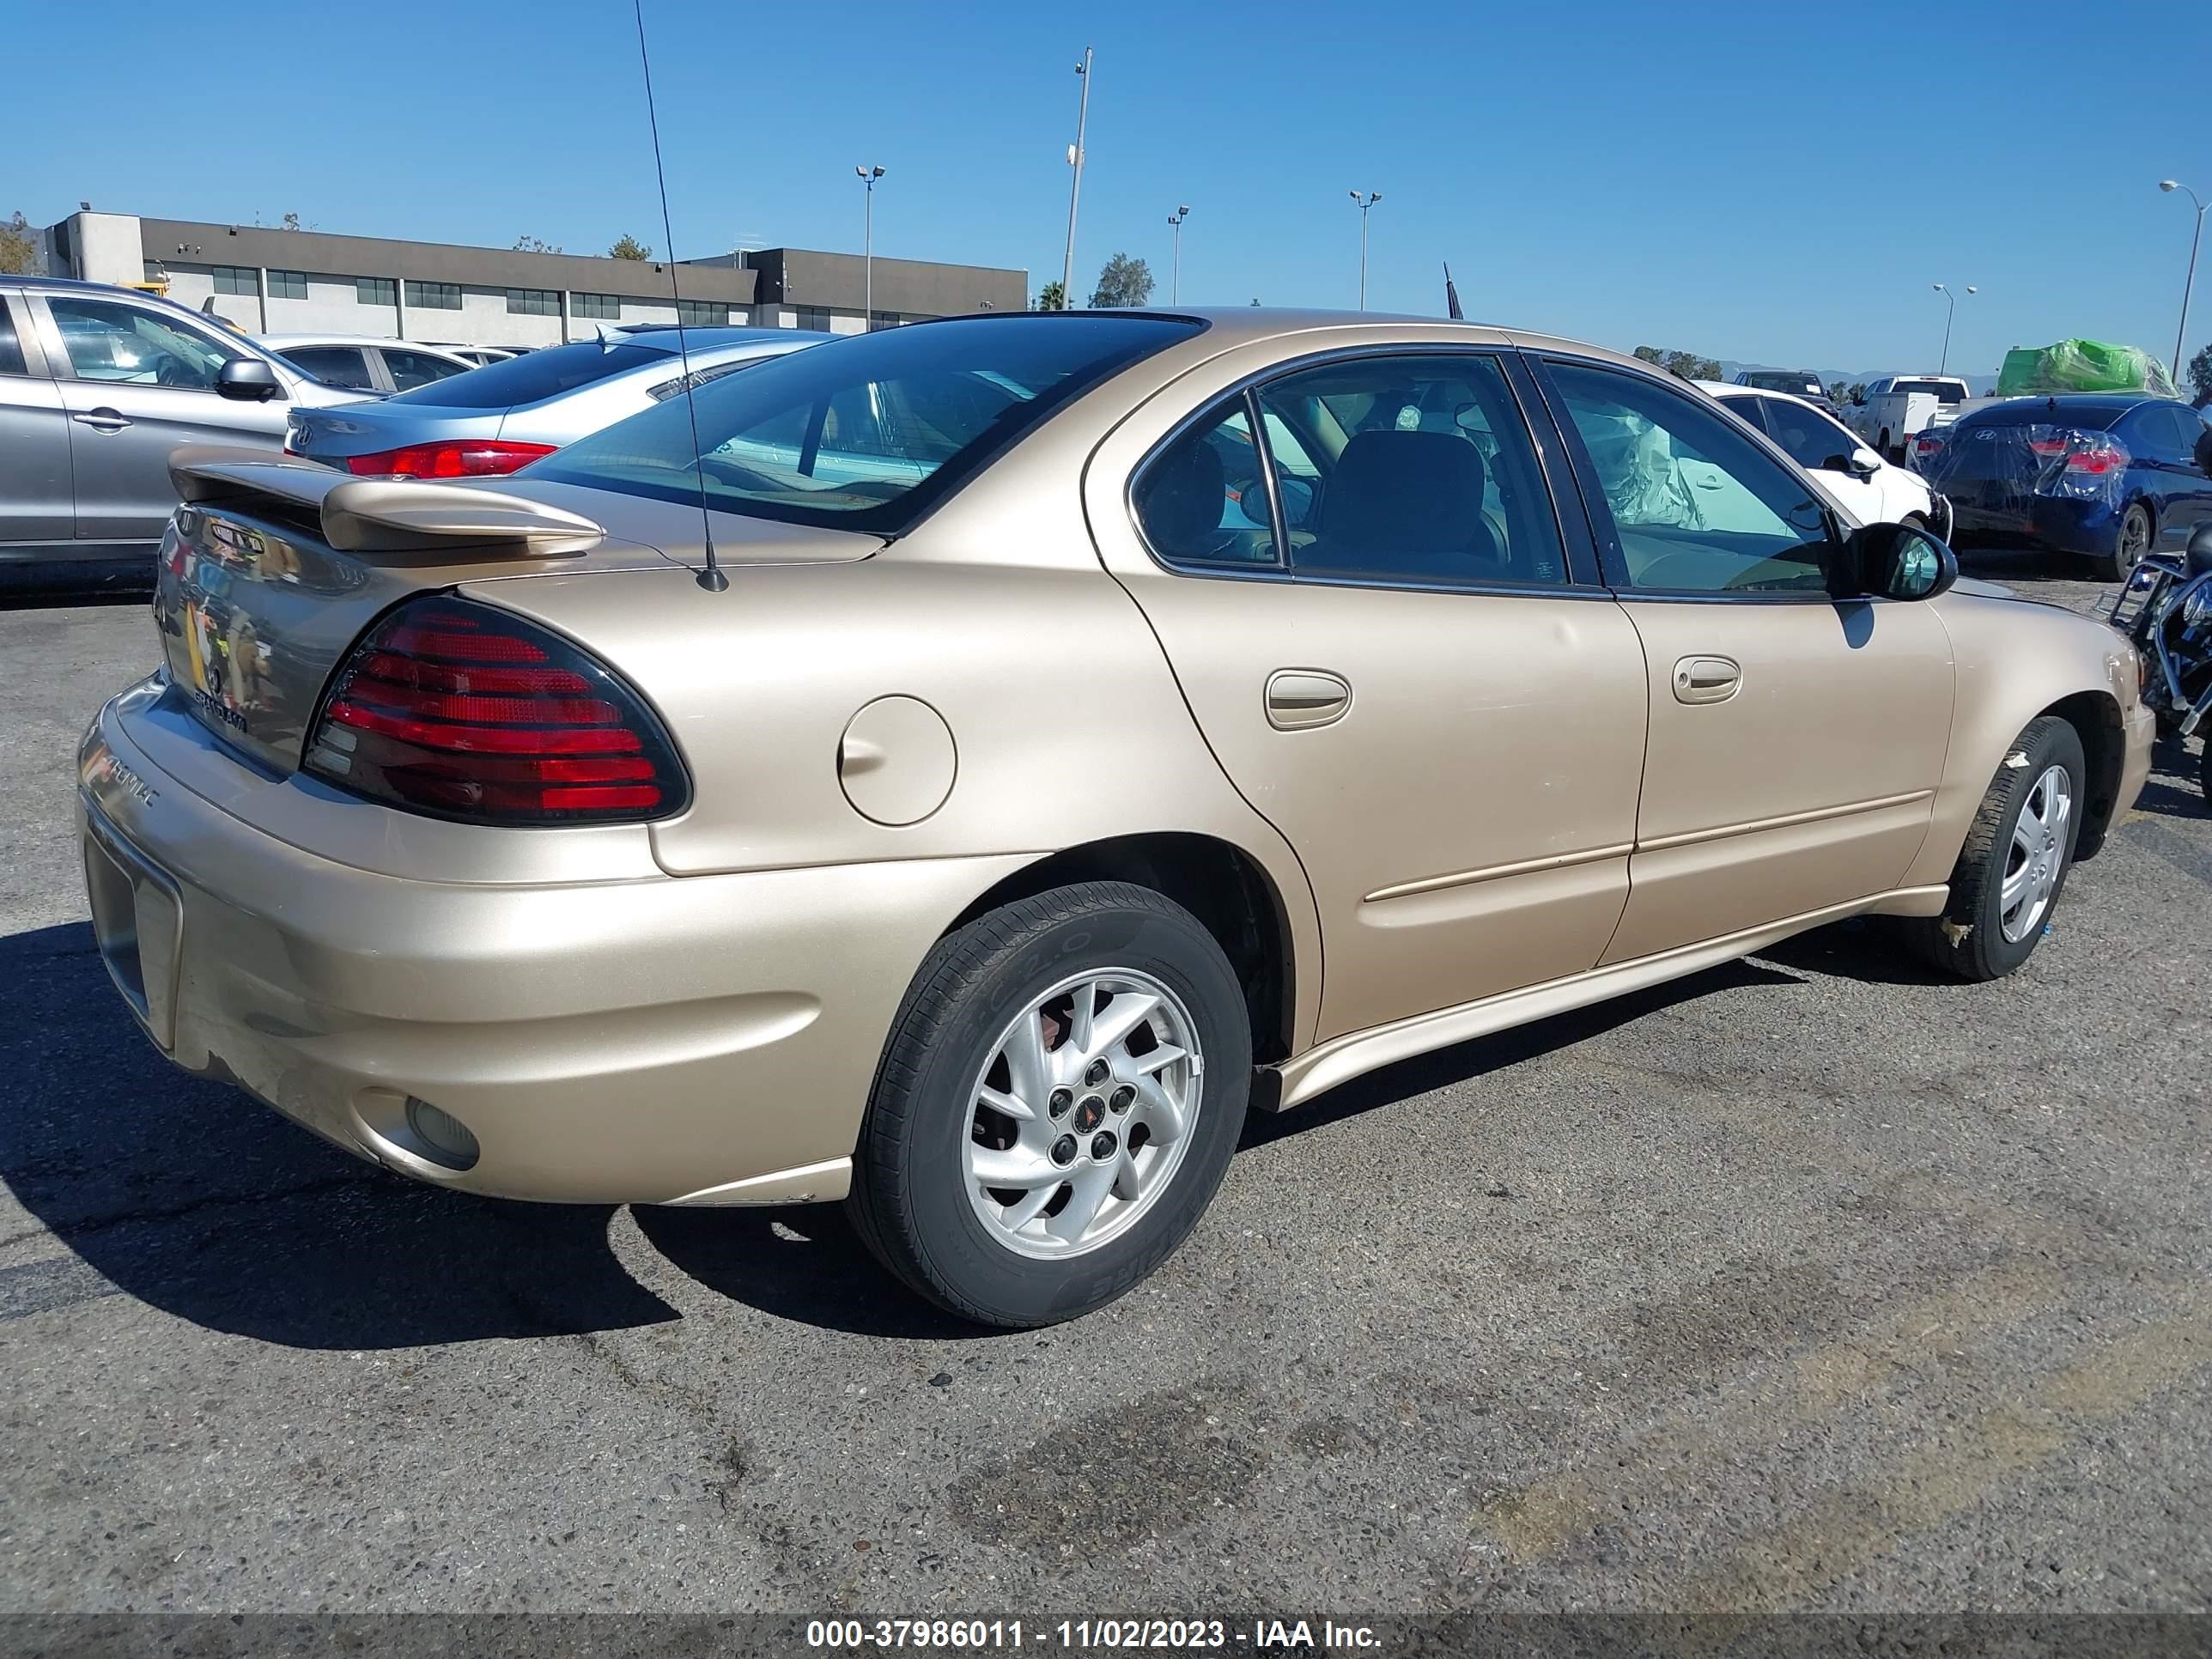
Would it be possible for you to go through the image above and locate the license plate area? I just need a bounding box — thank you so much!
[83,813,183,1049]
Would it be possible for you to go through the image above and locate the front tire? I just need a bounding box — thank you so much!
[2093,503,2153,582]
[1902,715,2086,981]
[848,881,1251,1328]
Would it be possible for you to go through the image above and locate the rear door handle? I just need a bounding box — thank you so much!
[71,408,131,433]
[1266,669,1352,730]
[1672,655,1741,704]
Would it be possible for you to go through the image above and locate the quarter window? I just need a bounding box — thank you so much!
[1254,353,1565,587]
[358,276,398,307]
[1548,361,1832,594]
[405,280,463,310]
[267,269,308,301]
[0,301,27,376]
[1133,397,1281,569]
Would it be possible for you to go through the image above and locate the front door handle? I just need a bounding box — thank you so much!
[1266,669,1352,730]
[1672,655,1741,704]
[71,408,132,433]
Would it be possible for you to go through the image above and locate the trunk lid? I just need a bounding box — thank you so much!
[155,446,876,774]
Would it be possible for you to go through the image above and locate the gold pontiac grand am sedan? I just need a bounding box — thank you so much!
[78,310,2153,1327]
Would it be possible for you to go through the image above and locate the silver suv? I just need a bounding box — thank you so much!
[0,276,367,590]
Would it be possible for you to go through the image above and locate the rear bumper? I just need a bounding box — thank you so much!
[78,682,1025,1206]
[2116,699,2156,829]
[1948,494,2119,556]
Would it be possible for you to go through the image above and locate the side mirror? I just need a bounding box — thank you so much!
[1841,520,1958,601]
[1822,448,1881,481]
[216,358,282,403]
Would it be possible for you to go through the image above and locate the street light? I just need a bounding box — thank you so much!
[856,165,885,326]
[1167,204,1190,305]
[1349,190,1382,311]
[1060,49,1093,309]
[1932,281,1977,375]
[2160,180,2207,384]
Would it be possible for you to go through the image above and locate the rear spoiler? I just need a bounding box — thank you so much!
[167,445,605,559]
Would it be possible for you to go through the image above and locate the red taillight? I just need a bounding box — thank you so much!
[2027,435,2069,459]
[1914,433,1943,456]
[304,597,688,825]
[2065,441,2129,476]
[343,440,556,478]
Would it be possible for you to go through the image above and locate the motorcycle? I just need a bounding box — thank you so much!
[2110,522,2212,803]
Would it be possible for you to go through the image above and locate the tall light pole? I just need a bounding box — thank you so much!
[1349,190,1382,311]
[1167,204,1190,304]
[1932,281,1976,375]
[1060,49,1092,308]
[856,165,885,326]
[2160,180,2207,384]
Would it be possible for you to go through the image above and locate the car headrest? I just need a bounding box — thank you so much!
[1137,434,1226,556]
[1320,430,1487,550]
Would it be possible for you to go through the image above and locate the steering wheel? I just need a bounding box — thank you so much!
[155,356,193,388]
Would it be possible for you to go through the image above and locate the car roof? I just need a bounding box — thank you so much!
[258,333,473,355]
[1958,392,2161,425]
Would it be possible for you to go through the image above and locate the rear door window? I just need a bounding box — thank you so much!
[380,348,467,392]
[283,345,376,390]
[1252,353,1565,588]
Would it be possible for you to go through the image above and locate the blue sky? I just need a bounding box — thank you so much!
[6,0,2208,375]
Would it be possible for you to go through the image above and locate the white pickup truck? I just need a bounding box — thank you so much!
[1846,375,1971,461]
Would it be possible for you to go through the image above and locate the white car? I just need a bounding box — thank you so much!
[256,334,479,395]
[1844,374,1972,460]
[1701,381,1952,540]
[433,344,525,367]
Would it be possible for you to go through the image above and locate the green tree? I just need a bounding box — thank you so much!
[1659,349,1722,380]
[2187,343,2212,408]
[513,234,562,254]
[0,211,37,276]
[1088,252,1154,309]
[609,234,653,260]
[1845,382,1868,406]
[280,210,302,231]
[1033,279,1066,311]
[1632,344,1662,364]
[1827,380,1851,404]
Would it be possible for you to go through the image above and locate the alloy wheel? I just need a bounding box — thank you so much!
[962,969,1204,1259]
[1999,764,2072,943]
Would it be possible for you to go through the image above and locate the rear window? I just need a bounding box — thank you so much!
[1891,380,1966,404]
[531,314,1202,534]
[387,341,665,409]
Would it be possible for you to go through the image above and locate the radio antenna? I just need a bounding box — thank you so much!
[633,0,726,592]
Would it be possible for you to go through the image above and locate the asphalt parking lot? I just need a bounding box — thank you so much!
[2,555,2207,1626]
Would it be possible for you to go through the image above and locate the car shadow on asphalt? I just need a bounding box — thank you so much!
[0,921,683,1350]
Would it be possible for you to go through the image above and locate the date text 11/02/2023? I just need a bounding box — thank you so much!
[804,1619,1383,1650]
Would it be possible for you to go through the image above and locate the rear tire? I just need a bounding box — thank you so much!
[1902,715,2086,981]
[2092,503,2153,582]
[848,881,1251,1328]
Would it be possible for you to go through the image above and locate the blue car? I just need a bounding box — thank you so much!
[1917,392,2212,580]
